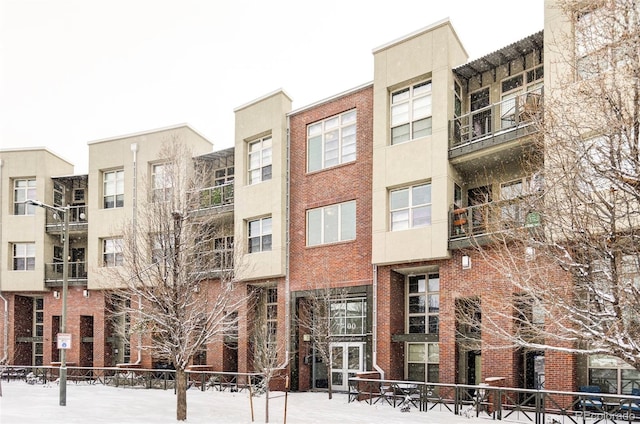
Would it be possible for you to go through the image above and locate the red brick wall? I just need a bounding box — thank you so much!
[287,85,374,293]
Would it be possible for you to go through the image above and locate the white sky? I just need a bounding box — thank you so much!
[0,0,544,174]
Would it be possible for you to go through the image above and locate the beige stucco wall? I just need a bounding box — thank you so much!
[86,125,213,289]
[0,148,74,291]
[371,20,467,265]
[233,90,291,281]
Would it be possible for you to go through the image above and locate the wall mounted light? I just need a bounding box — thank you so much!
[53,291,60,299]
[83,289,90,298]
[525,246,536,261]
[462,255,472,270]
[303,334,311,342]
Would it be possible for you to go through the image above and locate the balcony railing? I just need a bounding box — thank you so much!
[44,205,88,232]
[44,261,88,285]
[450,198,541,241]
[449,88,542,152]
[197,183,234,211]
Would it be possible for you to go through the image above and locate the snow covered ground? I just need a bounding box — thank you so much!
[0,380,498,424]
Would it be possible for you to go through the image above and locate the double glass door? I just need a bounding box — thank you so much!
[330,342,364,391]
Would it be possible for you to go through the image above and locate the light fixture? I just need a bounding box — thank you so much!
[53,291,60,299]
[525,246,536,261]
[462,255,472,270]
[303,334,311,342]
[83,289,90,298]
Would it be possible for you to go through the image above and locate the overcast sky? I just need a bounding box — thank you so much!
[1,0,544,174]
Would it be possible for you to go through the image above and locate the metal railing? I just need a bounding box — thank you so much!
[450,198,541,240]
[449,88,542,150]
[349,377,640,424]
[0,365,262,393]
[197,182,234,210]
[44,205,88,230]
[44,261,88,284]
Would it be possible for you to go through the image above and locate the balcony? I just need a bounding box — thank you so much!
[449,198,541,250]
[449,88,542,160]
[44,205,88,234]
[193,182,234,215]
[44,261,88,287]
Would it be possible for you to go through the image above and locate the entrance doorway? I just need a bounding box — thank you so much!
[329,342,364,392]
[524,351,545,390]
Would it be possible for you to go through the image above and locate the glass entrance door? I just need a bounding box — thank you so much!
[330,342,364,391]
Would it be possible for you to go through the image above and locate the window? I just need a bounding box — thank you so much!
[391,81,432,144]
[214,236,234,270]
[307,201,356,246]
[588,355,640,394]
[248,136,272,184]
[390,183,431,231]
[575,4,635,79]
[13,179,36,215]
[33,298,44,366]
[307,110,357,172]
[152,164,172,202]
[330,298,366,336]
[407,273,439,335]
[103,238,123,267]
[53,182,65,208]
[103,170,124,209]
[500,66,543,129]
[13,243,35,271]
[248,217,272,253]
[265,288,278,350]
[407,343,439,382]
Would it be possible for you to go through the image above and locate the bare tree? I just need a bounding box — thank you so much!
[462,0,640,372]
[296,286,350,399]
[248,286,286,424]
[108,140,242,421]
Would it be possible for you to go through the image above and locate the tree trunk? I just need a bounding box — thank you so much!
[265,384,269,423]
[176,368,187,421]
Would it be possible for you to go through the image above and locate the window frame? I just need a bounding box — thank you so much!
[248,136,273,185]
[390,80,432,145]
[102,238,124,267]
[307,109,357,172]
[12,242,36,271]
[103,169,124,209]
[329,297,367,336]
[406,342,440,383]
[389,183,432,231]
[248,216,272,253]
[306,200,356,246]
[406,273,440,335]
[13,178,36,215]
[151,163,173,202]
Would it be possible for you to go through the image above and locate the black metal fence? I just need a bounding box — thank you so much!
[349,377,640,424]
[0,365,262,393]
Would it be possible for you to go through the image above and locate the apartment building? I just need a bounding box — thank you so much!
[2,0,638,396]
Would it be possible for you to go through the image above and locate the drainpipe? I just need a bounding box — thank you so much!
[130,143,142,365]
[0,292,7,365]
[0,159,7,365]
[278,119,292,370]
[372,265,385,379]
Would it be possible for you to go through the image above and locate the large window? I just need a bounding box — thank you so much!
[248,136,272,185]
[152,163,172,202]
[13,179,36,215]
[265,288,278,350]
[248,217,272,253]
[103,170,124,209]
[102,238,123,267]
[390,183,431,231]
[330,298,366,336]
[407,343,439,382]
[307,201,356,246]
[407,273,440,335]
[391,81,432,144]
[13,243,35,271]
[307,110,357,172]
[588,355,640,394]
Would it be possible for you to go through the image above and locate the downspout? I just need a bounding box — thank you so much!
[130,143,142,365]
[0,159,7,365]
[372,265,384,379]
[278,118,292,369]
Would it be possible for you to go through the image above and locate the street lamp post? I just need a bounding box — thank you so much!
[26,199,69,406]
